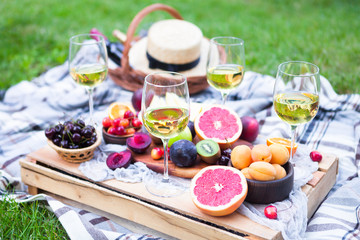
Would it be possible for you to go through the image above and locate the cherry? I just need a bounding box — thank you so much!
[119,119,130,128]
[151,147,164,160]
[112,118,121,127]
[124,110,135,119]
[125,128,136,135]
[115,126,126,135]
[310,151,322,162]
[264,205,277,219]
[102,117,112,128]
[132,118,142,128]
[107,126,117,135]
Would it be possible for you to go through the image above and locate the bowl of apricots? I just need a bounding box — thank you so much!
[230,139,295,204]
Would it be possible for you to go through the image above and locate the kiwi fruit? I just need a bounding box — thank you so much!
[196,139,221,164]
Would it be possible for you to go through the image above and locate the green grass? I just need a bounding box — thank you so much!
[1,0,359,93]
[0,197,69,239]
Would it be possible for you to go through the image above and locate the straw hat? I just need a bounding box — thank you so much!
[129,19,209,77]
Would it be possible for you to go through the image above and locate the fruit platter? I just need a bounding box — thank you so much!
[20,88,338,240]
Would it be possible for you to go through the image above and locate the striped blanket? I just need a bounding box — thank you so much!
[1,57,359,239]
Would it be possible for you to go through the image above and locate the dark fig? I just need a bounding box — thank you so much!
[170,139,197,167]
[106,150,132,170]
[126,132,152,154]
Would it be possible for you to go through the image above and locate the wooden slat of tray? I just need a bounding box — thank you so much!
[20,146,338,240]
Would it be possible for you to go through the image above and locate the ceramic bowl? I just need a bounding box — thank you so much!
[245,162,294,204]
[102,127,140,145]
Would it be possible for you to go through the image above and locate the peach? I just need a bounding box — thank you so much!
[231,145,252,170]
[241,167,253,179]
[248,162,276,181]
[251,144,272,162]
[272,164,286,180]
[269,143,289,165]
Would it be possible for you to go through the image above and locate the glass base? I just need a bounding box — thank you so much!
[144,171,187,198]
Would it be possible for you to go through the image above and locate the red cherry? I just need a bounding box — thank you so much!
[107,126,117,135]
[125,128,136,135]
[132,118,142,128]
[115,126,126,135]
[124,110,135,119]
[119,119,130,128]
[310,151,322,162]
[151,147,164,160]
[264,205,277,219]
[113,118,121,127]
[102,117,112,128]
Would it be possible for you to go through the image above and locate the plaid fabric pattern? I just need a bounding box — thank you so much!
[1,55,359,239]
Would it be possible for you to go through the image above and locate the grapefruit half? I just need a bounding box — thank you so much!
[194,105,242,149]
[190,166,248,216]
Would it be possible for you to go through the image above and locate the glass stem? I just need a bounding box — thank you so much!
[87,88,94,126]
[290,125,297,163]
[162,138,170,183]
[221,92,229,105]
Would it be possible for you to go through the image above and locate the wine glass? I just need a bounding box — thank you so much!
[273,61,320,162]
[206,36,245,105]
[69,34,108,125]
[142,72,190,197]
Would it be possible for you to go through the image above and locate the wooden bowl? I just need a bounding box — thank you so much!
[102,127,140,145]
[245,162,294,204]
[47,131,101,163]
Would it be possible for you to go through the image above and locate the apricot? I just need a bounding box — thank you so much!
[231,145,252,170]
[251,144,272,162]
[269,143,289,165]
[241,167,253,179]
[272,164,286,180]
[248,162,276,181]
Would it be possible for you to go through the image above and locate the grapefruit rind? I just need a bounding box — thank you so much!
[190,166,248,216]
[194,105,243,149]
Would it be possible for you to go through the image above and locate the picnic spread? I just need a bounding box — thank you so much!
[2,4,360,240]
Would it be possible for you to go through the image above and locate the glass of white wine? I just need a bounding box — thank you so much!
[69,34,108,125]
[207,36,245,105]
[273,61,320,162]
[142,71,190,197]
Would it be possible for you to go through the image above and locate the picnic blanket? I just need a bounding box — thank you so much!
[1,55,360,239]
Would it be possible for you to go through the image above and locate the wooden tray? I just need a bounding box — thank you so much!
[132,138,252,179]
[20,146,338,240]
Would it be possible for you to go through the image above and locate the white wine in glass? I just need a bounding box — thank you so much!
[273,61,320,161]
[142,72,190,197]
[207,37,245,104]
[69,34,108,125]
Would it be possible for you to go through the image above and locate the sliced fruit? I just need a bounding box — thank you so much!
[194,105,242,149]
[248,162,276,181]
[266,137,297,156]
[196,139,221,164]
[126,132,152,154]
[108,102,133,120]
[190,166,248,216]
[269,143,289,165]
[251,144,272,162]
[106,151,132,170]
[170,140,197,167]
[231,145,252,170]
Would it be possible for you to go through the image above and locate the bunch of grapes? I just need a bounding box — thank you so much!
[218,148,232,166]
[45,119,97,149]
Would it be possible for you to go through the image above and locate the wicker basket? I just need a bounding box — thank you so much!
[47,131,102,163]
[108,3,209,95]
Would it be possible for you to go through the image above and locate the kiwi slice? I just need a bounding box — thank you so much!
[196,139,221,164]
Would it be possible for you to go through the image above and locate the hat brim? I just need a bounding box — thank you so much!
[129,37,209,77]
